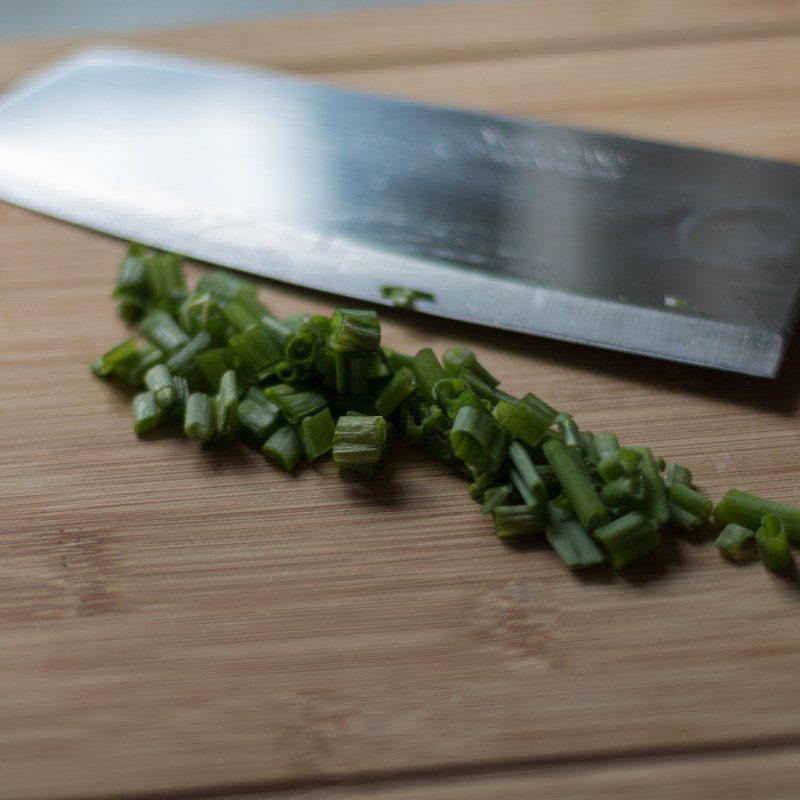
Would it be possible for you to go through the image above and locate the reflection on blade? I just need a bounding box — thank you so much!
[0,47,799,376]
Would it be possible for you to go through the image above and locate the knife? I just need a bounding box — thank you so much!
[1,47,799,377]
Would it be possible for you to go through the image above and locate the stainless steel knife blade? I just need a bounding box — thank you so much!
[1,47,799,376]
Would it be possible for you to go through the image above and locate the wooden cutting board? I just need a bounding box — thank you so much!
[3,3,800,798]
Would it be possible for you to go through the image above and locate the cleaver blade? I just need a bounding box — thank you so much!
[0,47,799,377]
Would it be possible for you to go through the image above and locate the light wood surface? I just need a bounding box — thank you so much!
[2,2,800,799]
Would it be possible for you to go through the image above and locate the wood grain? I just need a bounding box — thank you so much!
[3,0,800,88]
[2,2,800,799]
[225,748,800,799]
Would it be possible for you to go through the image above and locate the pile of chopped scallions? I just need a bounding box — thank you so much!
[93,244,800,575]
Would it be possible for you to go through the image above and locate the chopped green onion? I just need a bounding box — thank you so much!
[96,337,138,377]
[264,385,328,425]
[144,364,177,409]
[457,368,496,401]
[179,290,225,337]
[196,269,256,300]
[411,348,447,403]
[113,343,164,387]
[165,330,213,379]
[229,325,281,371]
[468,471,498,501]
[196,347,238,391]
[329,308,381,353]
[557,415,581,448]
[283,312,310,334]
[221,295,260,333]
[214,370,238,441]
[383,347,414,372]
[375,367,417,417]
[499,393,558,449]
[262,424,302,471]
[597,448,642,481]
[600,475,644,507]
[545,502,605,570]
[714,489,800,542]
[237,397,281,442]
[579,431,599,464]
[668,482,712,520]
[132,391,163,436]
[260,315,292,348]
[543,439,606,531]
[145,252,185,299]
[481,484,514,514]
[667,502,704,532]
[508,441,547,504]
[666,463,693,486]
[346,353,370,395]
[450,405,508,475]
[632,447,670,526]
[380,285,434,308]
[756,513,793,572]
[285,332,318,366]
[493,505,544,539]
[593,512,660,569]
[332,415,388,476]
[184,393,216,442]
[715,523,756,561]
[595,432,620,458]
[299,407,335,461]
[442,345,499,387]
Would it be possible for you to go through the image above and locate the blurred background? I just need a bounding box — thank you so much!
[0,0,475,38]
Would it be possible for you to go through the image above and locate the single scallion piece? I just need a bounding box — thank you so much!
[264,385,328,425]
[631,447,669,526]
[545,502,605,570]
[145,252,185,299]
[714,489,800,542]
[557,415,581,449]
[380,286,434,308]
[184,393,216,442]
[450,405,508,475]
[508,441,547,504]
[383,347,414,372]
[595,432,620,458]
[285,332,318,366]
[332,414,388,476]
[144,364,177,410]
[262,424,302,471]
[593,512,660,569]
[600,475,644,507]
[299,407,336,461]
[237,397,281,442]
[715,523,756,561]
[579,431,599,464]
[499,393,558,449]
[481,484,514,515]
[165,331,213,378]
[411,348,447,403]
[666,463,693,487]
[543,439,606,531]
[493,505,545,539]
[214,370,238,442]
[329,308,381,353]
[195,347,238,391]
[374,366,417,417]
[668,482,712,521]
[597,448,642,481]
[196,269,256,300]
[756,513,793,572]
[229,325,282,372]
[96,337,138,377]
[442,345,499,387]
[667,502,704,532]
[132,391,162,436]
